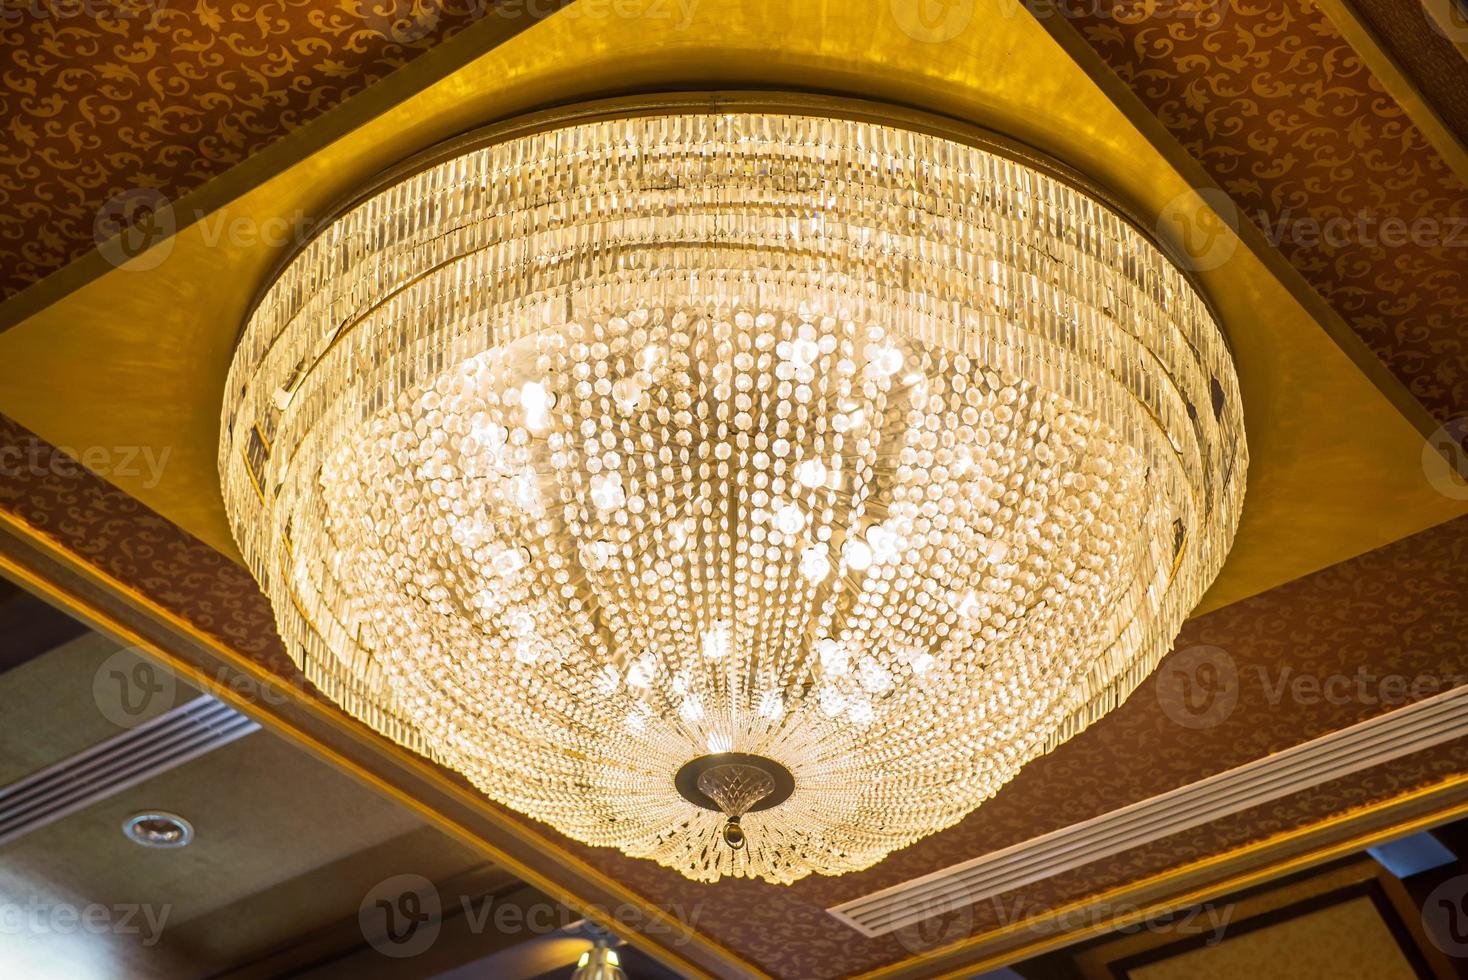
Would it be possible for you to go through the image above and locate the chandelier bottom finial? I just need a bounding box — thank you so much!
[675,754,796,851]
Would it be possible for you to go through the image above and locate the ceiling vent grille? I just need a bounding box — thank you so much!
[829,684,1468,936]
[0,695,258,847]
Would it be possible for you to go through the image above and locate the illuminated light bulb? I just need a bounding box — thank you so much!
[520,381,551,431]
[911,651,936,676]
[514,639,540,664]
[788,337,819,367]
[757,690,785,719]
[512,471,541,513]
[612,376,643,412]
[867,343,904,378]
[492,547,527,576]
[589,473,625,511]
[626,657,654,689]
[594,664,621,694]
[799,544,831,583]
[680,697,704,723]
[818,638,848,676]
[795,458,828,488]
[774,502,805,535]
[702,622,731,660]
[843,537,873,572]
[581,539,614,572]
[858,657,893,694]
[818,686,845,718]
[472,418,508,451]
[667,517,695,550]
[507,610,535,637]
[848,697,874,725]
[866,525,903,564]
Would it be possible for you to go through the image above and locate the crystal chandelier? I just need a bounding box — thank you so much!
[221,96,1246,885]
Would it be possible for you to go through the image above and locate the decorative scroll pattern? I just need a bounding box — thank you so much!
[1058,0,1468,421]
[0,0,500,299]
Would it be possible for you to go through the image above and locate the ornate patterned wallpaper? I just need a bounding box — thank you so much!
[1057,0,1468,424]
[0,0,499,300]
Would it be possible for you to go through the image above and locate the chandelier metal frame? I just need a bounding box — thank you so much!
[241,91,1230,329]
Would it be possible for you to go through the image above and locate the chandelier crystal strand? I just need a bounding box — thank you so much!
[221,106,1246,885]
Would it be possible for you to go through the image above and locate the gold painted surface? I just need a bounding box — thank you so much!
[1070,859,1383,980]
[0,0,1461,598]
[1130,897,1416,980]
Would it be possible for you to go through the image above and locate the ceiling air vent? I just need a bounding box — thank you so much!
[829,684,1468,936]
[0,695,258,847]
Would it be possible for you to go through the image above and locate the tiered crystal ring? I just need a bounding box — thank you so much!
[221,94,1247,884]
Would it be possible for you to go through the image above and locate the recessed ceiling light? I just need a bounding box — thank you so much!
[122,812,193,849]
